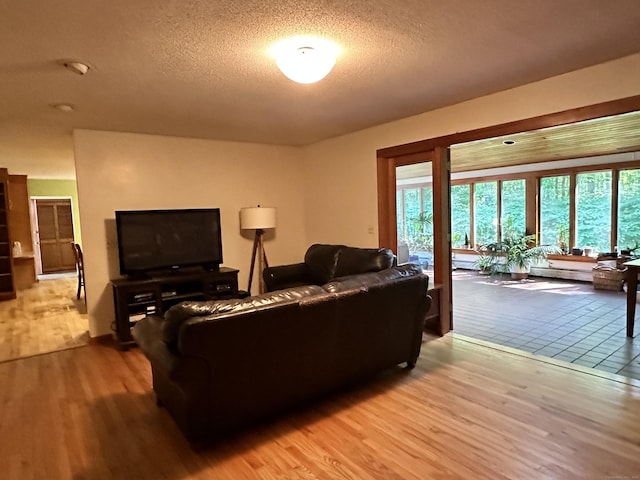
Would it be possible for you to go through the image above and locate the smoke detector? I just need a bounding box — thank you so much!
[63,61,90,75]
[50,103,75,112]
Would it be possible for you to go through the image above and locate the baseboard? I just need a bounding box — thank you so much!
[89,334,115,346]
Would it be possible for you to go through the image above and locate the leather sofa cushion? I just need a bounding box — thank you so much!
[303,244,395,285]
[334,246,395,277]
[304,244,342,284]
[163,285,325,348]
[324,263,425,293]
[262,262,309,292]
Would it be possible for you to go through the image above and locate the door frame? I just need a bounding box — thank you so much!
[376,94,640,335]
[30,196,76,275]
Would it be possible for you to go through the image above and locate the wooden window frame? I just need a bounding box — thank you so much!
[444,162,640,253]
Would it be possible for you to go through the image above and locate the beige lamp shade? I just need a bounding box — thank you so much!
[240,207,277,230]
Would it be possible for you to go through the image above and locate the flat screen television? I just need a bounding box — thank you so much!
[115,208,223,276]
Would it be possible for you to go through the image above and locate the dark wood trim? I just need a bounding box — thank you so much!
[569,173,577,251]
[432,147,452,334]
[536,176,542,246]
[394,151,433,167]
[377,155,397,251]
[525,177,537,241]
[469,183,475,248]
[377,95,640,158]
[611,169,619,251]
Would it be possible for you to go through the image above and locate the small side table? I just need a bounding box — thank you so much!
[623,258,640,337]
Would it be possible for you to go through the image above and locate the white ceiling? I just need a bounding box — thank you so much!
[3,0,640,178]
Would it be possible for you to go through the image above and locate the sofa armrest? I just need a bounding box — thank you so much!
[263,262,310,291]
[132,315,207,383]
[132,315,180,376]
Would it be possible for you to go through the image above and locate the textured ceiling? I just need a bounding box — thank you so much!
[2,0,640,178]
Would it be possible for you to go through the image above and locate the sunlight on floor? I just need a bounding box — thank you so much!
[470,274,599,295]
[503,281,597,295]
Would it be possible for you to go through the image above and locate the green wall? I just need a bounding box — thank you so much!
[27,179,82,245]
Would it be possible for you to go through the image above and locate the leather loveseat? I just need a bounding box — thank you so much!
[132,246,431,441]
[263,243,396,292]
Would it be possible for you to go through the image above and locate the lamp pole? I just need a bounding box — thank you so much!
[240,206,276,295]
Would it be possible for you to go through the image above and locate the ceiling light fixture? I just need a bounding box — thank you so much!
[63,61,90,75]
[270,37,339,84]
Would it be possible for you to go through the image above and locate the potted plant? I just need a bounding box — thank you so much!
[473,253,495,275]
[494,218,560,279]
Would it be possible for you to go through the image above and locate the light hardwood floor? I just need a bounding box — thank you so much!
[1,334,638,479]
[0,275,89,363]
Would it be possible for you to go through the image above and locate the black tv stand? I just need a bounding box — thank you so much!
[111,266,239,350]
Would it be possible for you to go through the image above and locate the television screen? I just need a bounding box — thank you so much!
[115,208,223,276]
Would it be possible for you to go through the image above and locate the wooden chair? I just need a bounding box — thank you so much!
[71,242,86,302]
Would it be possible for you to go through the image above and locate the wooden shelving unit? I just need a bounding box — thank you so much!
[8,174,36,289]
[0,168,16,300]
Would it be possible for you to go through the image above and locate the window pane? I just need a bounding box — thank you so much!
[501,179,525,236]
[474,181,497,245]
[420,185,434,251]
[451,184,470,247]
[396,190,404,239]
[421,186,433,216]
[576,171,612,253]
[540,176,570,248]
[403,189,420,241]
[618,169,640,251]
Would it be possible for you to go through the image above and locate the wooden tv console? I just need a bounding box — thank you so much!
[111,267,239,350]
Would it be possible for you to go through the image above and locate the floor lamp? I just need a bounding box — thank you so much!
[240,206,277,294]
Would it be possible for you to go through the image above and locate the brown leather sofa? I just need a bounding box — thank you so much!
[263,243,397,291]
[132,247,431,442]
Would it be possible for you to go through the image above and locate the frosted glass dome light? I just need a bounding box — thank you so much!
[271,37,339,84]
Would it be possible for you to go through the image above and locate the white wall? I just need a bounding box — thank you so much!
[74,130,306,337]
[301,53,640,246]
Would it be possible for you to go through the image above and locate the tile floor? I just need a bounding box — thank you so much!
[452,270,640,381]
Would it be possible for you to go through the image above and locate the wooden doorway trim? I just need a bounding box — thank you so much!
[376,94,640,335]
[431,147,452,335]
[378,95,640,159]
[377,148,451,335]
